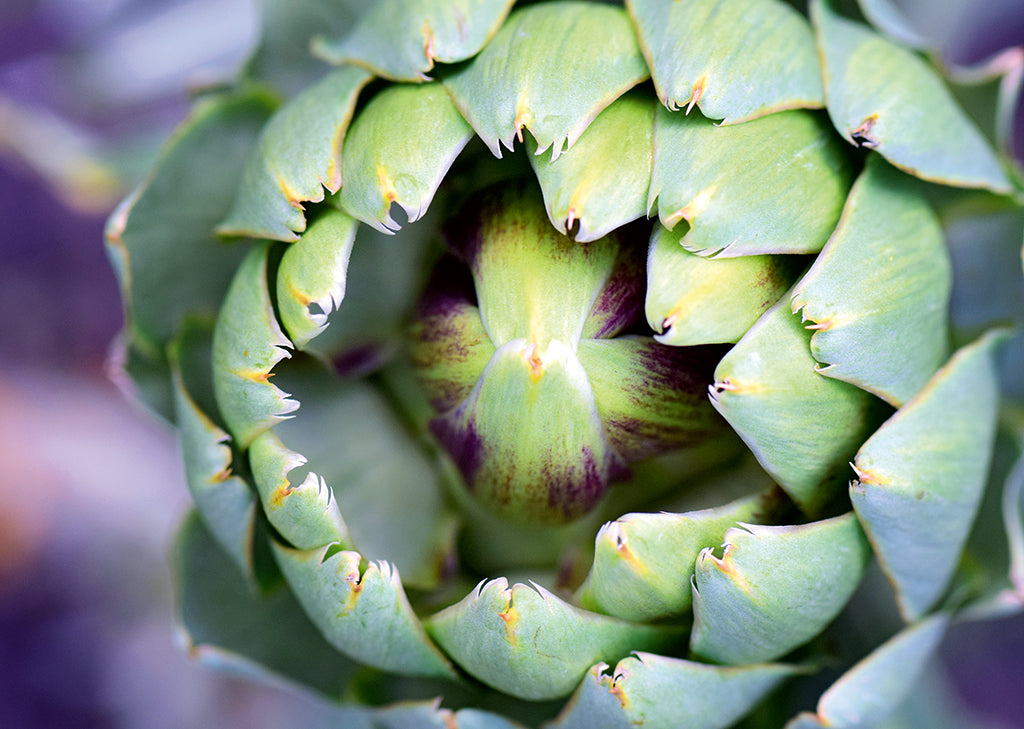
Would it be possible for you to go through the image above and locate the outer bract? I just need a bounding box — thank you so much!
[107,1,1024,727]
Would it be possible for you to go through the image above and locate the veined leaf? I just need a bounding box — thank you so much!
[691,513,870,664]
[710,296,886,514]
[218,67,371,241]
[627,0,823,123]
[552,653,804,729]
[791,154,952,407]
[312,0,515,82]
[212,244,298,449]
[173,514,359,697]
[529,93,654,242]
[276,209,359,350]
[443,2,649,159]
[270,360,453,587]
[646,224,804,346]
[170,322,258,580]
[426,578,678,700]
[273,543,455,679]
[336,83,473,233]
[851,330,1008,620]
[577,494,767,621]
[812,0,1013,193]
[431,339,619,524]
[650,108,852,256]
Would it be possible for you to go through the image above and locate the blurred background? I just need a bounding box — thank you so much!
[0,1,1022,727]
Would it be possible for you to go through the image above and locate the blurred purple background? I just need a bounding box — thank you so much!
[0,1,1022,728]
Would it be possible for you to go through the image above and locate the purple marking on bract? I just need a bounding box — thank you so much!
[639,341,727,396]
[586,251,645,339]
[430,413,485,487]
[543,445,610,519]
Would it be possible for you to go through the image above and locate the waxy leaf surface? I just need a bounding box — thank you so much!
[174,514,358,696]
[337,83,472,233]
[791,154,951,407]
[276,209,358,350]
[431,339,618,524]
[711,298,885,513]
[219,66,371,241]
[646,224,804,345]
[529,93,654,242]
[553,653,802,729]
[427,578,676,700]
[851,331,1006,619]
[650,108,852,256]
[171,322,257,578]
[269,361,452,586]
[273,543,454,678]
[691,514,870,664]
[313,0,514,82]
[813,0,1012,193]
[577,336,725,461]
[443,2,649,159]
[577,495,766,621]
[212,244,298,449]
[627,0,823,123]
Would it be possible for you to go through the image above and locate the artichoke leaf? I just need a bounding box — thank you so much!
[690,513,871,665]
[576,493,768,622]
[460,187,623,348]
[791,154,952,407]
[426,578,678,701]
[626,0,823,123]
[173,513,359,697]
[812,0,1013,194]
[577,336,725,462]
[710,296,886,514]
[335,83,473,233]
[851,330,1008,620]
[650,107,853,256]
[312,0,515,82]
[218,66,372,241]
[785,613,949,729]
[443,2,649,160]
[212,244,298,450]
[249,429,350,551]
[552,653,804,729]
[410,261,497,414]
[306,213,439,364]
[646,224,804,346]
[528,93,654,242]
[273,542,455,679]
[276,209,359,350]
[270,360,452,587]
[431,340,620,524]
[170,321,258,579]
[105,90,273,360]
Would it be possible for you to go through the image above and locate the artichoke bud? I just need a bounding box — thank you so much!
[412,187,724,524]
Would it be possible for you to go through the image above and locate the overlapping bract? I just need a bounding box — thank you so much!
[107,1,1024,728]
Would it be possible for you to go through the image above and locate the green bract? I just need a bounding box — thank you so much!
[107,0,1024,727]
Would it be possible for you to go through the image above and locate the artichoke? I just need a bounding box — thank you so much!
[106,0,1024,726]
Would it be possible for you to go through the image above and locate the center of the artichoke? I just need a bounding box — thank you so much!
[411,187,724,524]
